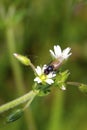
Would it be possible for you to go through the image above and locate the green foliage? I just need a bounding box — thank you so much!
[34,84,51,96]
[55,70,70,90]
[0,0,87,130]
[6,109,23,123]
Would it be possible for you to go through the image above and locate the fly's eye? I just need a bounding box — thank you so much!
[47,65,53,71]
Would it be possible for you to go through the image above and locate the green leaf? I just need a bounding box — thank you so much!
[6,109,23,123]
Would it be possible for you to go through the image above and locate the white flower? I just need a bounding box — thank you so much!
[49,45,72,61]
[61,85,66,91]
[34,65,56,85]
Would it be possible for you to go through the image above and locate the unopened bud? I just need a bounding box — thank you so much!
[79,84,87,93]
[13,53,31,66]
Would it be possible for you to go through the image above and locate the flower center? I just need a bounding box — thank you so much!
[40,74,46,81]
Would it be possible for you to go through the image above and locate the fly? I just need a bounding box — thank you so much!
[44,59,62,75]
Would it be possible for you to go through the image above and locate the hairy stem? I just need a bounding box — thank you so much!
[67,81,81,86]
[0,90,39,114]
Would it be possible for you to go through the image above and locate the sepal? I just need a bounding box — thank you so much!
[33,83,51,96]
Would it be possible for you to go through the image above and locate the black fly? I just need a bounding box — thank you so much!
[44,60,62,75]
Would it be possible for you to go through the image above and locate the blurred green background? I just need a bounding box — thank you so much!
[0,0,87,130]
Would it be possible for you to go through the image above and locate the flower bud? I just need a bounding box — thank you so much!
[13,53,31,66]
[79,84,87,93]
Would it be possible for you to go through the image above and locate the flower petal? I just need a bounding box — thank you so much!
[52,73,56,77]
[47,73,56,78]
[61,85,66,90]
[45,79,54,85]
[35,66,42,76]
[62,47,71,59]
[42,64,47,72]
[54,45,62,57]
[34,77,42,83]
[49,50,56,58]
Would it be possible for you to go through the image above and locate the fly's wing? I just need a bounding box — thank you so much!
[0,107,24,128]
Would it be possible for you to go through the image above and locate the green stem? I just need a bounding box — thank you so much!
[6,26,25,95]
[67,81,81,86]
[47,90,64,130]
[0,90,39,114]
[5,17,37,130]
[23,96,34,111]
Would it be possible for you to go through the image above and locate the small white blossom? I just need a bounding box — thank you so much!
[34,65,56,85]
[61,85,66,91]
[49,45,72,61]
